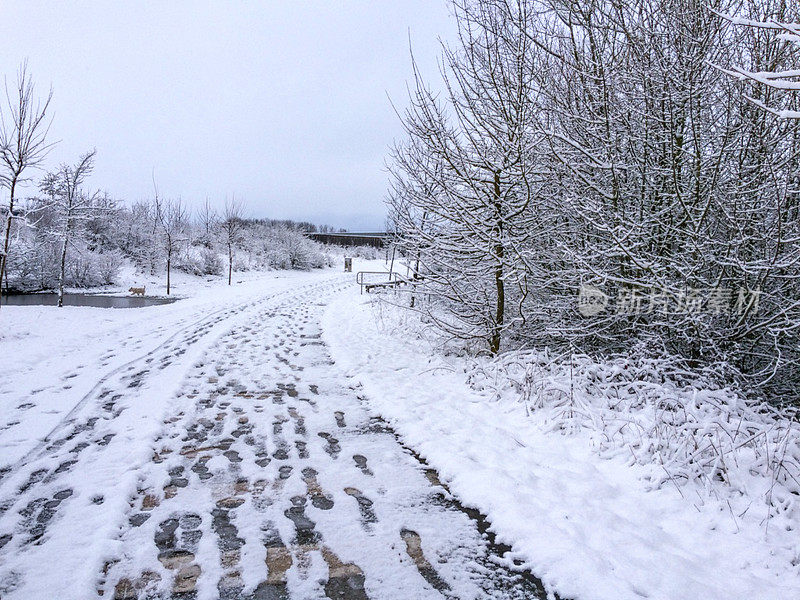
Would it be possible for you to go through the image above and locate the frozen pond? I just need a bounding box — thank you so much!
[1,293,177,308]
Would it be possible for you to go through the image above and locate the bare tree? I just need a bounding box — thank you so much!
[155,195,187,295]
[0,62,54,304]
[218,198,246,285]
[388,0,543,354]
[40,150,99,307]
[197,197,217,240]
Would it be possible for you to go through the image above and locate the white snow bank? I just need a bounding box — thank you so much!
[322,288,800,600]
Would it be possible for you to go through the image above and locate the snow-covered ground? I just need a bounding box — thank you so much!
[1,267,336,467]
[0,262,542,600]
[323,287,800,600]
[3,262,797,600]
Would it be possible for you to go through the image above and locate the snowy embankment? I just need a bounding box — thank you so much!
[0,267,337,468]
[322,287,800,600]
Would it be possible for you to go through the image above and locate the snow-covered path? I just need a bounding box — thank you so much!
[0,275,544,599]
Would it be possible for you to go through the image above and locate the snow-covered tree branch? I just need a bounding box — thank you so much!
[713,7,800,118]
[0,62,53,305]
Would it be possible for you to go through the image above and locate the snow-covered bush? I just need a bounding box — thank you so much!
[333,244,381,260]
[265,248,291,270]
[94,250,124,285]
[239,225,327,271]
[5,233,59,291]
[173,251,203,276]
[6,215,123,289]
[231,253,248,273]
[467,349,800,522]
[267,227,327,270]
[199,247,223,275]
[63,244,122,288]
[173,244,222,277]
[387,0,800,401]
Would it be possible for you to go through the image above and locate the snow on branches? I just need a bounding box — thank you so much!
[713,8,800,119]
[388,0,800,400]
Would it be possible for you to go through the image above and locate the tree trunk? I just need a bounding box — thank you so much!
[0,178,18,308]
[166,252,171,295]
[409,212,427,309]
[228,245,233,285]
[490,173,504,355]
[410,248,421,309]
[58,236,68,308]
[490,240,504,355]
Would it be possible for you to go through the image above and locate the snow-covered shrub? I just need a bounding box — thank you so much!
[173,245,222,277]
[66,244,124,287]
[199,247,223,275]
[232,253,248,273]
[269,227,326,270]
[265,248,291,270]
[5,234,59,291]
[467,349,800,521]
[347,245,381,260]
[240,225,327,271]
[94,250,124,285]
[323,243,384,261]
[6,229,122,289]
[386,0,800,400]
[174,252,203,276]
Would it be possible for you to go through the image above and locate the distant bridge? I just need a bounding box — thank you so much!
[307,232,390,248]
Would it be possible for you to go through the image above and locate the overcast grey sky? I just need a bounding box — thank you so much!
[0,1,454,231]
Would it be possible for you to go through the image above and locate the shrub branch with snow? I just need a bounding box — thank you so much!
[468,349,800,529]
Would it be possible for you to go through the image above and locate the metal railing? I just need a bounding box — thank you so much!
[356,271,417,294]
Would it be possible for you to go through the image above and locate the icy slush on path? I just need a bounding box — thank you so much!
[0,274,544,599]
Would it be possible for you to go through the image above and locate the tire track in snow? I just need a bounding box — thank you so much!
[96,279,546,599]
[0,277,348,599]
